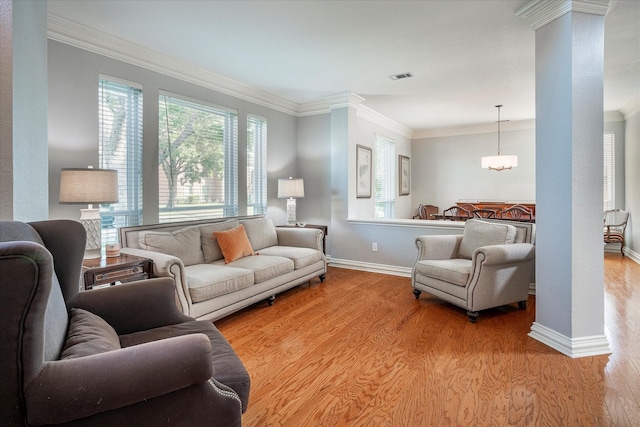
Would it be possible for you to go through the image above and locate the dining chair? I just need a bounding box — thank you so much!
[603,209,630,256]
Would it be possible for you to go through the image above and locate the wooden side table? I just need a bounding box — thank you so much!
[82,254,153,290]
[277,224,328,254]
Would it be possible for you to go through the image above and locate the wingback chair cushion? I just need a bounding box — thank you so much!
[61,308,121,359]
[457,219,517,259]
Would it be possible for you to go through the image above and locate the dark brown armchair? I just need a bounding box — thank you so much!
[472,208,497,219]
[0,220,249,426]
[442,205,471,221]
[413,204,439,220]
[499,205,534,222]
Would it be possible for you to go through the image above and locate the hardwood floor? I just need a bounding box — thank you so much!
[215,254,640,426]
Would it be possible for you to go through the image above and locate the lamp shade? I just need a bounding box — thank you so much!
[481,155,518,171]
[278,178,305,199]
[59,168,119,204]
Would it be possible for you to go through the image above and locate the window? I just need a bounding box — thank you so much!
[603,132,615,211]
[247,115,267,215]
[374,134,396,218]
[98,77,143,245]
[158,93,238,223]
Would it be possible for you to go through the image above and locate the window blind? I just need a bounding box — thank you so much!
[98,77,143,245]
[158,93,238,223]
[603,132,615,211]
[247,115,267,215]
[375,134,396,219]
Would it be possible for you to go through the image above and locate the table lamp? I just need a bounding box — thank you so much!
[59,167,118,259]
[278,177,304,225]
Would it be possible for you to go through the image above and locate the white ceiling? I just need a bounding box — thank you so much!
[47,0,640,132]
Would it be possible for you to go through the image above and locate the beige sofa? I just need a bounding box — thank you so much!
[412,219,535,322]
[119,216,326,321]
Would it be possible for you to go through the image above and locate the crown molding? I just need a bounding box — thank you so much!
[413,119,536,140]
[516,0,611,30]
[47,13,299,116]
[324,92,366,110]
[357,105,413,139]
[620,97,640,120]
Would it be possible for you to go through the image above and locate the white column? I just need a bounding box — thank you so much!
[517,0,611,357]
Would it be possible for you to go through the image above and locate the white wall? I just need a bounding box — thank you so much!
[0,0,48,221]
[625,110,640,257]
[352,114,412,219]
[411,123,536,214]
[47,40,299,225]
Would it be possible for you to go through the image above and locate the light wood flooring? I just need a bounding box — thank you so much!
[215,254,640,426]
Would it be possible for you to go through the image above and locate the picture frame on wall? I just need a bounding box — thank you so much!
[399,155,410,196]
[356,144,372,198]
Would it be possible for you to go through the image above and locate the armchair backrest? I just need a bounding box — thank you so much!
[0,220,86,426]
[457,219,517,259]
[604,209,629,230]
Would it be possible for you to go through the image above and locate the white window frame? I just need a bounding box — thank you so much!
[158,91,238,223]
[247,115,267,215]
[603,132,615,211]
[98,75,143,245]
[374,134,396,219]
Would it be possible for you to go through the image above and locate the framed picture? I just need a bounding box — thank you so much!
[399,155,410,196]
[356,144,372,198]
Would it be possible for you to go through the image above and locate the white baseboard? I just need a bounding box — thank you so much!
[328,258,412,277]
[329,257,538,295]
[623,247,640,264]
[528,322,611,358]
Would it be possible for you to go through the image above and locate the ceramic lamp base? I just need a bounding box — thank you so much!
[286,198,297,226]
[80,208,102,259]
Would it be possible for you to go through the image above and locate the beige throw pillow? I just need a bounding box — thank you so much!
[199,219,240,263]
[240,218,278,251]
[138,226,204,266]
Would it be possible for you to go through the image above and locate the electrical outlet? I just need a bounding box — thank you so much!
[372,242,378,252]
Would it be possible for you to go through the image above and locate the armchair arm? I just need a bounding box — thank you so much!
[472,243,535,266]
[415,235,462,261]
[25,334,214,425]
[466,243,535,312]
[120,247,192,315]
[276,227,323,251]
[69,278,192,335]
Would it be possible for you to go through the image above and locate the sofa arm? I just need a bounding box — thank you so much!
[472,243,535,266]
[69,278,193,335]
[25,334,214,425]
[275,227,323,251]
[120,247,192,315]
[415,235,462,261]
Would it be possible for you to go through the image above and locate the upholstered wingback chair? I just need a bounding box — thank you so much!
[412,219,535,322]
[0,220,249,426]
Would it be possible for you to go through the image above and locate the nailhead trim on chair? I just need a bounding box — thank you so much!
[208,378,243,412]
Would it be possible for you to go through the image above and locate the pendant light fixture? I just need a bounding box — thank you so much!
[481,104,517,171]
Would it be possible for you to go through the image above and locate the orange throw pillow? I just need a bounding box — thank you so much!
[213,224,254,264]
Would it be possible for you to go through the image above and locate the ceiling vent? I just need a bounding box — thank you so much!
[389,72,413,81]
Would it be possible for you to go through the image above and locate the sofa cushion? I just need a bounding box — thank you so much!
[185,264,255,303]
[138,226,204,266]
[60,308,121,360]
[199,219,240,263]
[214,225,254,264]
[458,219,516,260]
[220,255,294,284]
[414,259,472,287]
[257,246,322,269]
[241,218,279,251]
